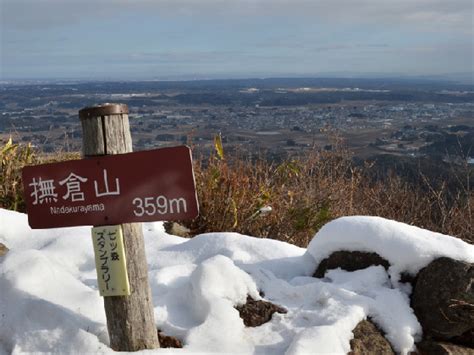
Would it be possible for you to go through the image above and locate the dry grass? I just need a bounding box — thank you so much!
[0,138,80,212]
[187,136,473,246]
[1,138,36,211]
[1,137,472,246]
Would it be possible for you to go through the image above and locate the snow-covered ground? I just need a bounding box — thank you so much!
[1,209,473,354]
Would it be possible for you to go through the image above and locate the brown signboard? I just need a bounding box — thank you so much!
[22,146,199,229]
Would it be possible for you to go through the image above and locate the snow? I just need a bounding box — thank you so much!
[306,216,474,283]
[186,255,260,352]
[1,210,473,354]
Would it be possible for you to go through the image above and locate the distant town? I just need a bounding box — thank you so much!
[1,78,473,163]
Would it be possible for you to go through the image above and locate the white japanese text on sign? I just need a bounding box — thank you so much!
[22,146,199,228]
[29,169,119,208]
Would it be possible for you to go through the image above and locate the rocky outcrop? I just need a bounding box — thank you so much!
[416,340,474,355]
[350,319,395,355]
[0,243,8,257]
[312,250,474,353]
[236,296,287,327]
[163,221,191,237]
[157,329,183,348]
[452,329,474,348]
[411,257,474,345]
[313,250,390,278]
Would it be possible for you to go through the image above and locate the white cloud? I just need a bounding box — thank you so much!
[1,0,471,77]
[1,0,472,34]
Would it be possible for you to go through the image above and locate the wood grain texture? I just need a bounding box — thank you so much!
[104,222,159,351]
[81,109,159,351]
[103,114,133,155]
[81,116,105,156]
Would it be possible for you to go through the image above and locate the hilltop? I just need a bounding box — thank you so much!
[1,210,473,354]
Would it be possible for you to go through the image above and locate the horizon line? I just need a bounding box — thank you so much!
[1,72,473,84]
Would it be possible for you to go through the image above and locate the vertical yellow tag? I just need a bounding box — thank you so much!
[92,225,131,297]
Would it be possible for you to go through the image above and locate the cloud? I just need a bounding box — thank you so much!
[1,0,471,78]
[0,0,116,31]
[1,0,472,34]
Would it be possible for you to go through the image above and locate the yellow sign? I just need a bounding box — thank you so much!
[92,225,130,297]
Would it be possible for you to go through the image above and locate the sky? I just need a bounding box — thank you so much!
[0,0,473,80]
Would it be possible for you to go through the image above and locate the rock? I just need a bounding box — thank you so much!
[452,329,474,348]
[163,221,191,237]
[349,319,395,355]
[400,271,417,286]
[157,329,183,348]
[0,243,8,257]
[416,340,474,355]
[412,257,474,342]
[236,296,287,327]
[313,250,390,278]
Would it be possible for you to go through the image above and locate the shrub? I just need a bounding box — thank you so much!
[0,138,36,211]
[185,135,472,246]
[1,137,472,246]
[0,138,80,212]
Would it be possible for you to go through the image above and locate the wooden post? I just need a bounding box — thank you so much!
[79,103,160,351]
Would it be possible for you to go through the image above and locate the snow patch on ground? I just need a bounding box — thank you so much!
[1,210,473,354]
[306,215,474,280]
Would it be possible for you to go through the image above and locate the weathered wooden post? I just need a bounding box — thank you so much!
[22,103,198,350]
[79,103,159,351]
